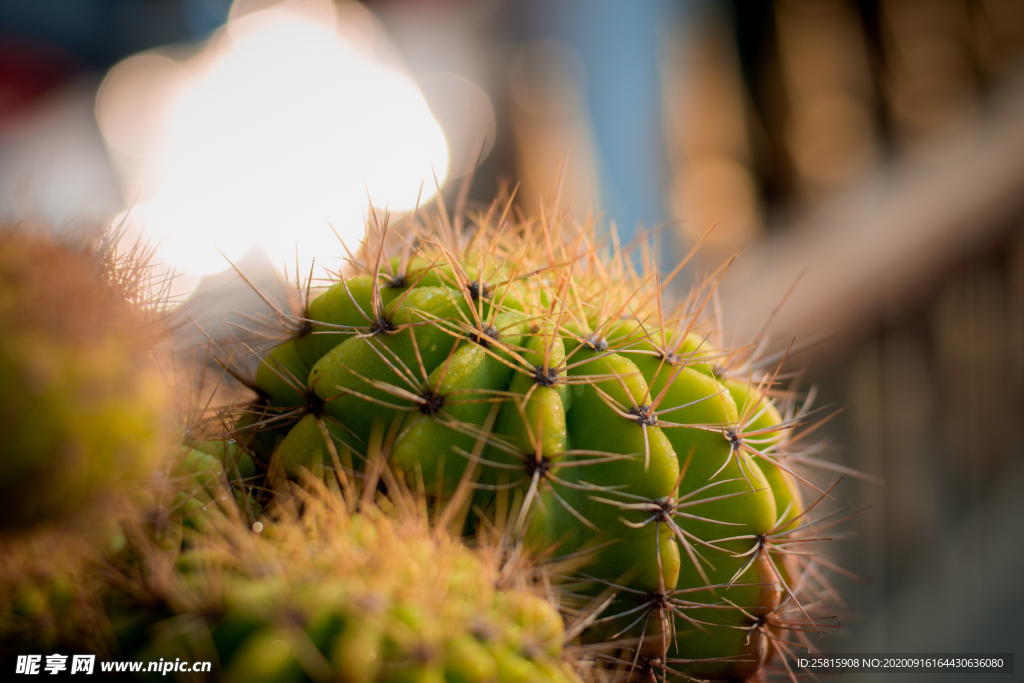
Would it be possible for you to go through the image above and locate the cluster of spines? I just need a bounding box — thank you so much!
[129,424,581,683]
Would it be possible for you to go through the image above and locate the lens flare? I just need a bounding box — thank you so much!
[97,3,449,293]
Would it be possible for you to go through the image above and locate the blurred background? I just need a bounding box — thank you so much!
[1,0,1022,678]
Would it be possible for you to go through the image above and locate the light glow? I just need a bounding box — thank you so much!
[98,2,449,291]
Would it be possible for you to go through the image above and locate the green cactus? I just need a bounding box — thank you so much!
[0,227,175,658]
[116,469,580,683]
[0,230,170,528]
[229,205,842,681]
[0,510,128,656]
[0,203,850,683]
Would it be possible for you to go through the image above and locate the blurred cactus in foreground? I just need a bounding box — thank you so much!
[0,229,169,527]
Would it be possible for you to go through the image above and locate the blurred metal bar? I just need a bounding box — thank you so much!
[719,68,1024,358]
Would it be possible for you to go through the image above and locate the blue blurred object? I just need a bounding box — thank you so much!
[530,0,679,252]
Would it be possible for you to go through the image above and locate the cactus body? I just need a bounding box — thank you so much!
[239,212,822,681]
[122,469,579,683]
[0,231,168,527]
[0,204,840,683]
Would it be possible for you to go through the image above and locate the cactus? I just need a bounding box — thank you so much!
[0,509,130,656]
[116,457,580,683]
[227,198,845,682]
[0,225,577,683]
[0,229,170,528]
[0,197,852,683]
[0,227,170,656]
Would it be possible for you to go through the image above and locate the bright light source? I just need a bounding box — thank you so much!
[97,1,449,295]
